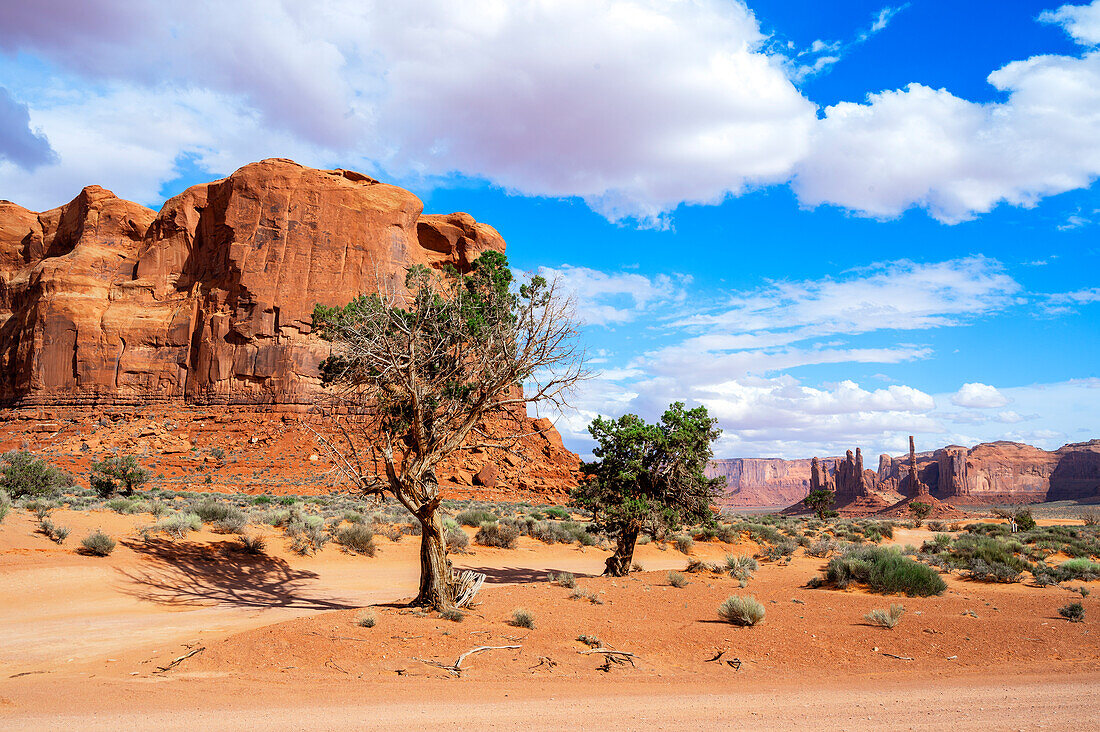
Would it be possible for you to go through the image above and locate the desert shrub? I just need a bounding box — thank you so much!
[152,512,201,538]
[474,522,519,549]
[445,527,470,553]
[632,561,645,571]
[1,451,72,499]
[290,525,330,555]
[668,571,688,587]
[1078,510,1099,527]
[544,506,569,520]
[726,554,757,584]
[1014,509,1037,532]
[510,608,535,629]
[193,498,232,522]
[825,546,946,596]
[402,521,423,536]
[379,524,404,542]
[865,604,905,629]
[149,500,169,518]
[576,634,602,648]
[90,455,149,497]
[806,539,836,558]
[37,517,70,544]
[343,511,365,524]
[927,521,946,532]
[569,588,604,604]
[548,572,576,588]
[967,558,1022,583]
[0,494,9,523]
[80,530,116,556]
[457,508,497,527]
[1059,602,1085,623]
[357,612,376,628]
[685,559,719,573]
[1053,558,1100,582]
[254,495,272,505]
[717,595,765,626]
[209,447,226,460]
[239,533,266,555]
[674,535,694,555]
[333,524,376,555]
[764,540,796,561]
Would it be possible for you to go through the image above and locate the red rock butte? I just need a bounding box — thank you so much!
[0,159,579,499]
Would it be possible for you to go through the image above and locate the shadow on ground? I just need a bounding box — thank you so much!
[117,538,356,610]
[456,566,592,584]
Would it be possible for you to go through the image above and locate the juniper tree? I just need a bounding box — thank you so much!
[803,488,836,520]
[311,251,585,610]
[90,455,150,498]
[571,402,723,577]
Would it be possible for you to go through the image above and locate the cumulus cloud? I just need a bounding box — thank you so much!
[951,382,1010,409]
[532,265,688,327]
[0,87,55,169]
[1041,0,1100,45]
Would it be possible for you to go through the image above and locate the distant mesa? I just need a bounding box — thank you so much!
[708,436,1100,512]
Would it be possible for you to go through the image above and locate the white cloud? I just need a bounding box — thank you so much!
[951,382,1010,409]
[1039,286,1100,314]
[1040,0,1100,46]
[534,265,688,327]
[787,4,908,82]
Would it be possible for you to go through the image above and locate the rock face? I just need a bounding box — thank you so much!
[1,160,511,407]
[0,159,580,498]
[712,439,1100,509]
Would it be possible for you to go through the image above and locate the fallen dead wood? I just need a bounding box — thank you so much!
[882,653,914,661]
[416,645,522,677]
[155,647,205,673]
[580,648,637,671]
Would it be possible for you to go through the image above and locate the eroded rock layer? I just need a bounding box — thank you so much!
[0,159,580,497]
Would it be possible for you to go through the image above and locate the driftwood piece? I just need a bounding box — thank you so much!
[417,645,522,677]
[155,646,205,673]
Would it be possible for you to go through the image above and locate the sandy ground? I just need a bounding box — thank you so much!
[2,508,1098,730]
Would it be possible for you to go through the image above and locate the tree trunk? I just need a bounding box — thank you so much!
[413,508,454,610]
[603,524,639,577]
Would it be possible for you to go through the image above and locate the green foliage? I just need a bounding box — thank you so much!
[80,530,117,556]
[802,488,836,520]
[544,506,569,520]
[1,451,72,499]
[571,402,722,572]
[456,509,497,527]
[90,455,150,498]
[1014,509,1037,531]
[908,501,932,526]
[717,595,766,626]
[37,517,70,544]
[825,546,946,596]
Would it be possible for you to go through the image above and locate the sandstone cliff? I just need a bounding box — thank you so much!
[711,439,1100,509]
[0,159,580,498]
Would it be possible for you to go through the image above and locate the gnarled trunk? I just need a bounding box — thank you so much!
[413,508,454,609]
[603,524,639,577]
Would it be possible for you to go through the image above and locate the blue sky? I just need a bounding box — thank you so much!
[1,0,1098,459]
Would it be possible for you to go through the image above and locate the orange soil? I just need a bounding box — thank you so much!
[1,509,1098,730]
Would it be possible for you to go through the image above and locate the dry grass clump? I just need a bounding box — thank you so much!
[510,608,535,629]
[667,571,689,588]
[80,530,116,556]
[445,527,470,553]
[440,608,466,623]
[865,603,906,629]
[1059,602,1085,623]
[474,522,520,549]
[238,533,267,555]
[357,612,377,628]
[37,517,70,544]
[333,524,376,556]
[569,588,604,604]
[547,572,576,588]
[674,535,694,555]
[717,595,766,626]
[725,554,757,585]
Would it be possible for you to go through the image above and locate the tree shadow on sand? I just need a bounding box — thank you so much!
[116,538,357,610]
[456,566,592,584]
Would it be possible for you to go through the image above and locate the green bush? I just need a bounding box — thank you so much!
[544,506,570,520]
[717,595,766,626]
[333,524,376,555]
[90,455,149,498]
[80,530,117,556]
[825,546,946,596]
[475,522,520,548]
[37,517,70,544]
[725,554,757,584]
[1014,509,1037,532]
[1,451,72,499]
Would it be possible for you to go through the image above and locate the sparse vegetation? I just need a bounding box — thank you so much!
[440,608,465,622]
[80,530,117,556]
[717,595,766,626]
[239,533,267,555]
[357,612,377,628]
[824,546,947,596]
[90,455,150,498]
[37,517,70,544]
[865,604,905,629]
[674,535,695,555]
[548,572,576,588]
[333,523,377,555]
[510,608,535,629]
[474,522,520,549]
[1059,602,1085,623]
[1,451,72,499]
[667,571,688,587]
[456,509,497,527]
[725,554,757,585]
[908,501,932,528]
[445,526,470,553]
